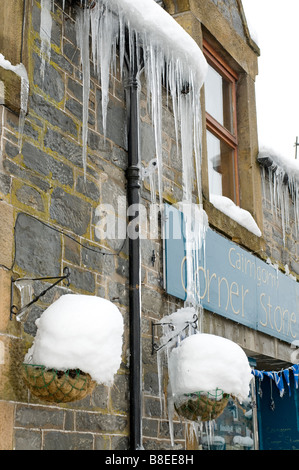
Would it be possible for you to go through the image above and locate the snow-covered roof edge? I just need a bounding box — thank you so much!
[237,0,260,54]
[257,146,299,183]
[106,0,208,87]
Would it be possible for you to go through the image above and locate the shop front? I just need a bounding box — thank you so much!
[164,204,299,450]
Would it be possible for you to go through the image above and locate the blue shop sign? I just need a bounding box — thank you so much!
[164,204,299,344]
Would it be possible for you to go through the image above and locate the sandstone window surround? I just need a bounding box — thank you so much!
[0,0,30,115]
[201,34,263,253]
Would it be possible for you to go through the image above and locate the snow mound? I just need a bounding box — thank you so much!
[25,294,124,386]
[168,333,252,401]
[210,194,262,237]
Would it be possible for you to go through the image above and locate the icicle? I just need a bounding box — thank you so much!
[14,280,34,322]
[18,76,30,150]
[76,6,91,178]
[157,348,164,415]
[40,0,53,81]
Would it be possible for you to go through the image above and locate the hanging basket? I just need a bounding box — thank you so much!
[174,390,229,422]
[22,364,96,403]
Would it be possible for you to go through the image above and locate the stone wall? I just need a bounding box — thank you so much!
[0,0,132,450]
[0,0,190,450]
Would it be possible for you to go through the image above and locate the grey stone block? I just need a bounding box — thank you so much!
[68,266,95,293]
[82,244,115,275]
[15,405,64,429]
[50,186,90,235]
[22,141,74,186]
[44,431,94,450]
[76,411,127,433]
[76,175,100,202]
[33,53,65,103]
[15,213,62,277]
[111,435,129,450]
[14,429,42,450]
[110,374,129,413]
[0,172,11,195]
[30,92,77,137]
[15,183,44,211]
[44,127,83,168]
[3,159,51,192]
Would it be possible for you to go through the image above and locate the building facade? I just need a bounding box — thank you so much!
[0,0,298,451]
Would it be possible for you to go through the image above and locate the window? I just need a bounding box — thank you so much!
[203,41,239,205]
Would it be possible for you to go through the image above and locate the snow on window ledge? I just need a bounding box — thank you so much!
[210,194,262,237]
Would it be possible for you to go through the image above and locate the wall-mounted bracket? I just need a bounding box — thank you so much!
[151,314,198,354]
[10,267,71,321]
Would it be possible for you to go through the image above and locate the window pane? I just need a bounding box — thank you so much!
[205,64,233,133]
[207,131,236,202]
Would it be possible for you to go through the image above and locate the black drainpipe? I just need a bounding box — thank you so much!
[125,46,142,451]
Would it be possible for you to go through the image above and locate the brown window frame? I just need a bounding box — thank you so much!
[203,40,240,206]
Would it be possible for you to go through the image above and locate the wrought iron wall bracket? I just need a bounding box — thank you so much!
[151,315,198,355]
[10,267,71,320]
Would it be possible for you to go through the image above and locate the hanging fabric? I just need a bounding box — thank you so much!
[291,364,299,389]
[283,369,291,396]
[251,363,299,398]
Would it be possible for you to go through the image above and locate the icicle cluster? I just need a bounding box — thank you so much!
[74,0,207,188]
[259,148,299,244]
[74,0,209,307]
[71,0,210,448]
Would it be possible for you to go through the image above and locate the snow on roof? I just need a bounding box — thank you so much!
[106,0,208,86]
[258,145,299,182]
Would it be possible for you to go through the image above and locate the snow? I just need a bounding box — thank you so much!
[241,0,260,46]
[24,294,124,386]
[168,333,252,401]
[0,53,29,150]
[233,435,254,448]
[259,145,299,180]
[158,306,198,350]
[105,0,208,86]
[210,194,262,237]
[0,54,28,81]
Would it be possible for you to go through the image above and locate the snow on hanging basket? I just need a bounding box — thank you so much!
[22,364,96,403]
[168,333,252,423]
[23,294,124,403]
[174,389,229,422]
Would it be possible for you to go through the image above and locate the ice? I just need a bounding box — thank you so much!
[0,53,29,150]
[73,0,207,186]
[40,0,53,81]
[76,7,91,178]
[24,294,124,386]
[14,280,34,322]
